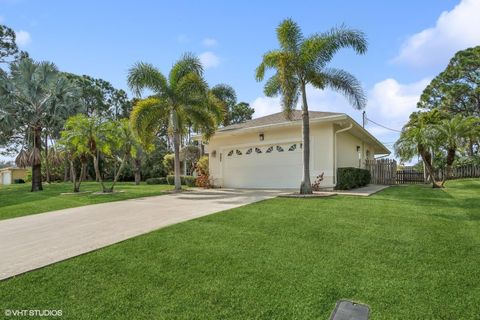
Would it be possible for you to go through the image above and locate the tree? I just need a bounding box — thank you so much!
[255,19,367,194]
[432,115,479,185]
[64,73,131,119]
[418,46,480,155]
[229,102,254,124]
[128,53,222,191]
[395,111,443,188]
[0,58,79,191]
[0,24,27,64]
[418,46,480,117]
[210,84,254,125]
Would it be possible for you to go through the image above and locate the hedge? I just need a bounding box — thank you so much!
[335,167,371,190]
[145,177,167,185]
[14,179,26,184]
[166,175,196,187]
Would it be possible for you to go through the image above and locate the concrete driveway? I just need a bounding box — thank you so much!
[0,188,283,281]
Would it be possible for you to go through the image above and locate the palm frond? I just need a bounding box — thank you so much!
[311,25,367,67]
[127,62,168,97]
[316,68,366,110]
[130,97,169,149]
[169,53,203,89]
[276,19,303,52]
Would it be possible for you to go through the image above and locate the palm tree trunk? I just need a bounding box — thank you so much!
[300,83,312,194]
[64,158,70,182]
[44,133,51,183]
[93,154,107,192]
[420,150,441,188]
[134,157,141,185]
[31,127,43,192]
[172,112,182,191]
[107,155,128,192]
[441,148,456,187]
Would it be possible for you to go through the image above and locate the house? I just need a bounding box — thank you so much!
[0,167,28,185]
[202,110,390,189]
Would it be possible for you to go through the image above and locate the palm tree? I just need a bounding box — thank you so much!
[128,53,222,191]
[433,115,479,185]
[395,111,442,188]
[255,19,367,194]
[0,58,79,191]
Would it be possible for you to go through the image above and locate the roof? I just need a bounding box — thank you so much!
[217,110,343,132]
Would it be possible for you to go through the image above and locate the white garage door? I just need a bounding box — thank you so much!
[2,171,11,185]
[223,142,303,188]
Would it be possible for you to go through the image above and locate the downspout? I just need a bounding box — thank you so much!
[333,123,353,185]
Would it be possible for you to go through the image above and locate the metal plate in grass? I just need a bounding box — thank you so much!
[330,300,370,320]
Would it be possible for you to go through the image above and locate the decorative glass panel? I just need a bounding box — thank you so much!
[255,147,262,153]
[236,149,242,155]
[276,146,284,152]
[266,146,273,153]
[246,148,252,155]
[227,150,234,156]
[288,144,297,151]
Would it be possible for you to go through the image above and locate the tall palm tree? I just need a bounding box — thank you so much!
[0,58,79,191]
[128,53,222,190]
[433,115,479,185]
[255,19,367,194]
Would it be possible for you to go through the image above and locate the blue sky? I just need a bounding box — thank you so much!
[2,0,480,160]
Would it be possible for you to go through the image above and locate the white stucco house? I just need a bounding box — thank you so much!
[201,110,390,189]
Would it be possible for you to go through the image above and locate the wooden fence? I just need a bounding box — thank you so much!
[435,164,480,180]
[396,169,425,184]
[366,160,480,185]
[365,159,397,185]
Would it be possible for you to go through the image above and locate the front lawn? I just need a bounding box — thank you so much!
[1,180,479,319]
[0,182,172,220]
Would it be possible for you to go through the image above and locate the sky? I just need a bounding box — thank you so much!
[1,0,480,161]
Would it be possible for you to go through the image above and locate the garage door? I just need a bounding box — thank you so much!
[2,171,11,185]
[223,142,303,188]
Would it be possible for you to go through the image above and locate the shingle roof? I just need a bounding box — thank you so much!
[218,110,343,132]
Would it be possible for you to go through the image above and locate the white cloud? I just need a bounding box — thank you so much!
[250,96,281,118]
[199,51,220,69]
[394,0,480,67]
[368,78,431,124]
[15,30,31,47]
[202,37,218,47]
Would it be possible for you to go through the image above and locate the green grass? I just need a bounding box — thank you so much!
[1,180,479,319]
[0,182,172,220]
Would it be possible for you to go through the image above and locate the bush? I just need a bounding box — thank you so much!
[145,177,167,185]
[14,179,26,184]
[183,175,196,187]
[166,175,196,187]
[194,156,211,188]
[335,167,371,190]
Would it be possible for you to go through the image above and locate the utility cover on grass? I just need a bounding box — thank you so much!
[330,300,370,320]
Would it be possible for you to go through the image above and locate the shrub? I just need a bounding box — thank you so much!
[183,175,196,187]
[145,177,167,185]
[166,175,196,186]
[14,179,26,184]
[163,154,175,175]
[194,156,211,188]
[335,167,371,190]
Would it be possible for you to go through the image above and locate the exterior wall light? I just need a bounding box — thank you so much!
[259,133,264,141]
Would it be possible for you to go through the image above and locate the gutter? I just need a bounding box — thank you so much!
[333,123,353,185]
